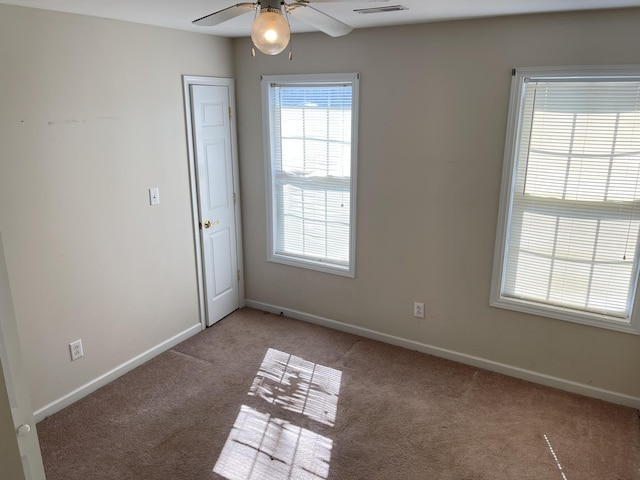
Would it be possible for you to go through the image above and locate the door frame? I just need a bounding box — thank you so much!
[0,231,46,479]
[183,76,245,329]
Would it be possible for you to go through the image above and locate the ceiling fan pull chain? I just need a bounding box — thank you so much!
[285,3,293,60]
[250,2,260,57]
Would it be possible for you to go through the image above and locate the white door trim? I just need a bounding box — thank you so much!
[183,76,245,329]
[0,231,46,479]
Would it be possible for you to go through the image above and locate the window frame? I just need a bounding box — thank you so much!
[491,65,640,335]
[261,73,359,277]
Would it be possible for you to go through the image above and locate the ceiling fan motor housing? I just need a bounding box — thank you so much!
[259,0,286,11]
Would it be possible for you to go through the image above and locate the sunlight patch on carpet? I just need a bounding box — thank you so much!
[213,405,332,480]
[248,348,342,427]
[214,349,342,479]
[544,434,568,480]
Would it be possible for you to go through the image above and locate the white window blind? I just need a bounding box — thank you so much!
[492,67,640,334]
[262,74,359,276]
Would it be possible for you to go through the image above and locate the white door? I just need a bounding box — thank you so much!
[190,84,241,326]
[0,232,46,479]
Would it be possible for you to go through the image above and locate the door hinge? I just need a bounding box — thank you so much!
[233,192,237,205]
[228,107,232,119]
[237,270,241,281]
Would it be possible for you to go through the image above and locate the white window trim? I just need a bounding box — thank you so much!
[261,73,359,277]
[491,65,640,335]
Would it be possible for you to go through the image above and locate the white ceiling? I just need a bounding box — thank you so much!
[1,0,640,37]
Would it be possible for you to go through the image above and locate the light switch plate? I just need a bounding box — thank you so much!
[149,187,160,206]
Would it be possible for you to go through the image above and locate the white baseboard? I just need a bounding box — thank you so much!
[245,300,640,410]
[34,323,202,423]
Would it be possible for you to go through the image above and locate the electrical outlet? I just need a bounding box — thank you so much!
[414,302,425,318]
[69,339,83,361]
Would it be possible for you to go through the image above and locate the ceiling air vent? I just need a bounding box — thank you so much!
[354,5,408,14]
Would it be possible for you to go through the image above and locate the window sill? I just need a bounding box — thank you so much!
[490,296,640,335]
[268,254,355,278]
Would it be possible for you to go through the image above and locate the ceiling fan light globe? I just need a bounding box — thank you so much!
[251,10,290,55]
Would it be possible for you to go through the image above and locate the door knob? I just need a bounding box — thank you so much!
[203,220,219,229]
[16,424,31,437]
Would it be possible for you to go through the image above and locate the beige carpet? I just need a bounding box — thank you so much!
[37,308,640,479]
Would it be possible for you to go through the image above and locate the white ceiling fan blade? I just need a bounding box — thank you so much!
[193,3,257,27]
[287,3,353,37]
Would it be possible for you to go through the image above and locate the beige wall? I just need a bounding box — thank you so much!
[234,8,640,399]
[0,4,234,411]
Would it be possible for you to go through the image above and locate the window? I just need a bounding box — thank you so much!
[262,73,359,276]
[491,66,640,334]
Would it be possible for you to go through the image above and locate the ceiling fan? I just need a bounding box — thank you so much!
[193,0,388,56]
